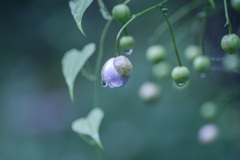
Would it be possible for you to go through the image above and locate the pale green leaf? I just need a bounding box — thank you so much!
[208,0,215,8]
[62,43,96,101]
[72,108,104,149]
[69,0,94,36]
[97,0,112,20]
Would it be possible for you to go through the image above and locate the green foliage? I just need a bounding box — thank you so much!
[97,0,112,20]
[69,0,94,36]
[72,108,104,149]
[62,43,96,101]
[208,0,215,8]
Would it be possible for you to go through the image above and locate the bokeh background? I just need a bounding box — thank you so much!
[1,0,240,159]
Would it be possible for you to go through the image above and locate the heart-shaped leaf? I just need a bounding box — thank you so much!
[72,108,104,149]
[62,43,95,101]
[69,0,94,36]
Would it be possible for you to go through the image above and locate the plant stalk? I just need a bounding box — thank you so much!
[115,0,169,56]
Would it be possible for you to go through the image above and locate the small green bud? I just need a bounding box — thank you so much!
[231,0,240,12]
[171,66,190,87]
[221,34,240,54]
[222,54,240,72]
[120,36,135,51]
[151,62,171,79]
[112,4,130,23]
[193,55,211,73]
[146,45,166,63]
[184,45,202,62]
[200,101,217,119]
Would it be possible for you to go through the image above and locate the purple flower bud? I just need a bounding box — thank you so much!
[101,56,133,88]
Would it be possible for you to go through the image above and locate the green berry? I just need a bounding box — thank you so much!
[120,36,135,51]
[171,66,190,87]
[231,0,240,12]
[221,34,240,54]
[200,101,217,119]
[222,54,240,72]
[112,4,130,23]
[193,55,211,73]
[184,45,202,62]
[146,45,166,63]
[139,82,161,103]
[151,62,171,79]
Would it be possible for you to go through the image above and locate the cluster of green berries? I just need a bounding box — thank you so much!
[112,4,135,52]
[184,45,211,74]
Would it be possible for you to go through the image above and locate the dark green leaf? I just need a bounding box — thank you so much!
[69,0,94,36]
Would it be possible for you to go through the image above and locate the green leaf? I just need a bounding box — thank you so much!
[208,0,215,8]
[72,108,104,149]
[62,43,96,101]
[97,0,112,20]
[69,0,94,36]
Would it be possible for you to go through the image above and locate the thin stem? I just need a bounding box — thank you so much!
[95,146,102,160]
[199,2,209,55]
[94,18,113,108]
[115,0,169,56]
[152,0,205,43]
[160,8,182,66]
[224,0,233,34]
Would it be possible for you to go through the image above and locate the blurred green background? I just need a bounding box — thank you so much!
[1,0,240,159]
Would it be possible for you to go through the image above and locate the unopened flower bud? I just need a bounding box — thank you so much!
[101,56,133,88]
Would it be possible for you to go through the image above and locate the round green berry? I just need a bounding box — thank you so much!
[171,66,190,87]
[152,62,171,79]
[120,36,135,51]
[184,45,202,62]
[221,34,240,54]
[193,55,211,73]
[222,54,240,72]
[112,4,130,23]
[231,0,240,12]
[146,45,166,63]
[200,101,217,119]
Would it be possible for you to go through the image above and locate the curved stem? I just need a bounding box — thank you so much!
[153,0,205,43]
[224,0,233,34]
[115,0,169,56]
[94,18,113,108]
[160,7,182,66]
[199,2,209,55]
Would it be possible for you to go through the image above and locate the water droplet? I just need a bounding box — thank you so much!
[200,73,207,78]
[177,83,185,87]
[101,81,107,87]
[162,8,168,15]
[125,49,133,55]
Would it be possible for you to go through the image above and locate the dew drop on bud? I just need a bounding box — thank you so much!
[125,49,133,55]
[101,80,108,87]
[177,83,185,87]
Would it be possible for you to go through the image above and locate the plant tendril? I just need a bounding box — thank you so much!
[94,18,113,108]
[115,0,169,57]
[160,7,182,66]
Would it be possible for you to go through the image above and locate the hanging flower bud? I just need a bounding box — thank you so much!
[101,56,133,88]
